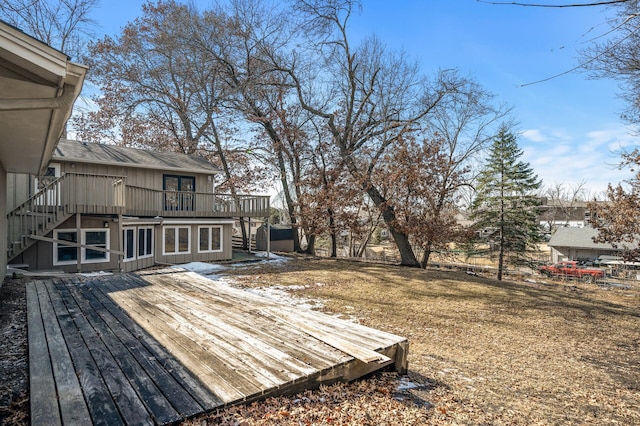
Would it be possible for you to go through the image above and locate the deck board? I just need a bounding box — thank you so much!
[27,268,408,425]
[36,282,92,425]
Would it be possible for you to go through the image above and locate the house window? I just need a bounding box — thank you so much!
[163,226,190,255]
[124,228,135,261]
[54,229,110,265]
[138,227,153,258]
[124,227,154,262]
[198,226,222,253]
[163,175,195,211]
[83,230,109,263]
[54,230,78,265]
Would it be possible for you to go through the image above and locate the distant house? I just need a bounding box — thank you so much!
[7,139,269,273]
[538,197,594,234]
[547,226,621,263]
[0,20,86,277]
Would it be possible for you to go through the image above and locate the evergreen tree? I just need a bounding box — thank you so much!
[471,126,542,281]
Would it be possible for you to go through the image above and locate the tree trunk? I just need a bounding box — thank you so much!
[305,234,316,255]
[420,244,432,269]
[365,186,420,267]
[238,217,249,250]
[329,233,336,257]
[208,123,250,249]
[497,227,505,281]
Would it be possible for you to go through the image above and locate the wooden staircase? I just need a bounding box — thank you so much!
[7,174,72,262]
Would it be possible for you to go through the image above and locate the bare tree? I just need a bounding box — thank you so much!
[284,0,473,267]
[189,0,317,253]
[417,81,508,266]
[0,0,98,60]
[540,181,588,233]
[581,2,640,127]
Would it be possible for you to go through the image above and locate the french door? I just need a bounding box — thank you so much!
[163,175,195,211]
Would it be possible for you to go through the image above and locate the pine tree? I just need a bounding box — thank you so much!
[471,126,542,281]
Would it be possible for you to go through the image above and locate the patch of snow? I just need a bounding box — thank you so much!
[254,251,289,263]
[242,285,323,310]
[397,378,422,391]
[174,262,227,275]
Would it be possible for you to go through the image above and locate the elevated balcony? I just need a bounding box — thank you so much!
[124,185,269,218]
[57,172,269,218]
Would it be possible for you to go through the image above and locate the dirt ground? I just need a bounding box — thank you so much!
[1,257,639,425]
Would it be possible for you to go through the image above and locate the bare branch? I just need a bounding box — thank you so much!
[477,0,630,7]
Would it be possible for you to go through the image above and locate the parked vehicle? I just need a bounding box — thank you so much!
[539,260,605,283]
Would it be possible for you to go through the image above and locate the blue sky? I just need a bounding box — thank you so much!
[90,0,637,196]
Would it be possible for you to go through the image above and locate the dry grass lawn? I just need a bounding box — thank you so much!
[192,257,640,425]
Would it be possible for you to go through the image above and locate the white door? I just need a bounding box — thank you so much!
[34,163,61,206]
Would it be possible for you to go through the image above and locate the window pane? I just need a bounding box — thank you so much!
[85,248,106,260]
[125,229,135,259]
[212,227,221,250]
[199,227,209,252]
[180,177,195,192]
[58,231,77,243]
[56,231,77,263]
[145,228,153,255]
[138,228,145,257]
[84,230,107,261]
[57,246,77,262]
[85,231,106,245]
[164,176,179,191]
[178,228,189,252]
[164,228,175,253]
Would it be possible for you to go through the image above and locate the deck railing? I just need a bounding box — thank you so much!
[62,173,127,214]
[125,185,269,218]
[7,173,126,260]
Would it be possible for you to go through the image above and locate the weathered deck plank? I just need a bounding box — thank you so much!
[140,273,344,375]
[27,268,409,425]
[53,279,155,426]
[26,282,63,426]
[36,281,92,425]
[45,280,125,425]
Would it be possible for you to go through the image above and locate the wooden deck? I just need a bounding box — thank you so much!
[27,269,408,425]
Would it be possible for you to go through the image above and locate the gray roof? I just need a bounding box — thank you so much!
[52,139,221,174]
[548,226,616,250]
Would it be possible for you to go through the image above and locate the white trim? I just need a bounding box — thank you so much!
[197,225,223,253]
[162,226,191,256]
[34,162,61,206]
[137,227,154,259]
